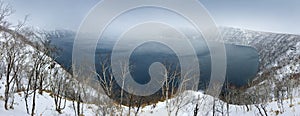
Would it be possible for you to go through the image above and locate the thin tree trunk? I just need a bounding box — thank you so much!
[4,62,11,110]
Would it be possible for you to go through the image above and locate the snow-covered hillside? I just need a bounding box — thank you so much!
[220,27,300,79]
[1,85,300,116]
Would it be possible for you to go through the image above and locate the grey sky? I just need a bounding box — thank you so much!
[6,0,300,34]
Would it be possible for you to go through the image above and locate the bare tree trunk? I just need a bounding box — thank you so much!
[77,95,81,116]
[4,56,12,110]
[24,73,32,114]
[134,97,142,116]
[38,76,44,94]
[212,98,216,116]
[255,105,264,116]
[261,104,268,116]
[30,69,39,116]
[4,77,10,110]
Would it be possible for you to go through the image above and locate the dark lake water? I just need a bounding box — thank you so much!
[49,34,259,91]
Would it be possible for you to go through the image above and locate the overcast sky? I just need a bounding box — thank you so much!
[6,0,300,34]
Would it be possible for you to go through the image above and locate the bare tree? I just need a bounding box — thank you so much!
[96,54,114,97]
[89,54,118,116]
[1,22,33,111]
[0,2,55,115]
[159,63,200,116]
[134,96,143,116]
[25,35,52,115]
[0,2,27,110]
[173,73,198,116]
[70,61,96,116]
[93,86,116,116]
[116,60,132,115]
[0,1,14,26]
[193,103,199,116]
[50,69,68,114]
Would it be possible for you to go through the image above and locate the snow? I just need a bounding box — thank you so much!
[1,76,300,116]
[0,77,100,116]
[138,91,300,116]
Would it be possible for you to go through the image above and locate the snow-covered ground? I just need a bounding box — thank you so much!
[0,78,97,116]
[1,81,300,116]
[140,91,300,116]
